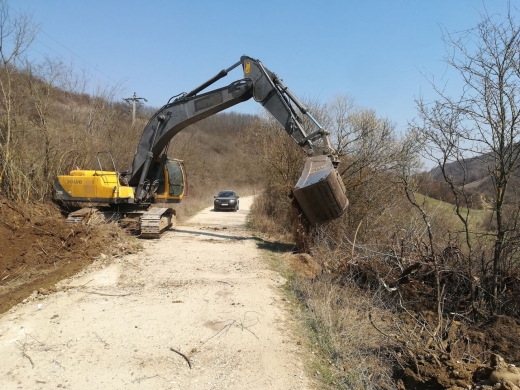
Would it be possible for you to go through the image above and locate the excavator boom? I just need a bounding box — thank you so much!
[126,56,347,224]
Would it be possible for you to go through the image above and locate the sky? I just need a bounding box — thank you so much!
[12,0,515,135]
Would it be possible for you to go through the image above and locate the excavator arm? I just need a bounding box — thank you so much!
[127,55,347,225]
[127,79,253,194]
[241,56,337,159]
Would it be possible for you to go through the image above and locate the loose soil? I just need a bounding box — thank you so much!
[0,198,133,315]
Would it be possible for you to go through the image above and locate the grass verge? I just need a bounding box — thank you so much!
[254,236,396,389]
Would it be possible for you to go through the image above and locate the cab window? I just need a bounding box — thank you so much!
[166,160,184,197]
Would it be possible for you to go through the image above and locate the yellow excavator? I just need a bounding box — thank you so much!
[53,55,348,238]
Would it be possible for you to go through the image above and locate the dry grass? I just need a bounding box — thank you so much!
[291,276,396,389]
[248,189,297,242]
[256,244,397,389]
[250,191,399,387]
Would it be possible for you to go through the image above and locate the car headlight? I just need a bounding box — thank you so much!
[229,200,236,204]
[215,200,220,203]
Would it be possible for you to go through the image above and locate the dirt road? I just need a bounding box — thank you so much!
[0,197,310,389]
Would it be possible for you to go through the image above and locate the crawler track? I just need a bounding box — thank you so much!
[66,206,176,238]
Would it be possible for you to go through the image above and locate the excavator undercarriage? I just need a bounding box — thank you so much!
[64,206,176,239]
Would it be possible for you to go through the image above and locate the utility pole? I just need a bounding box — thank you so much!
[124,92,147,125]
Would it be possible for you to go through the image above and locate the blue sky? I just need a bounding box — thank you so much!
[14,0,513,134]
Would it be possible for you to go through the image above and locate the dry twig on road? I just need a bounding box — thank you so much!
[200,319,237,346]
[217,280,234,287]
[80,290,132,297]
[93,332,110,347]
[240,311,261,339]
[169,347,192,369]
[16,337,35,368]
[132,374,159,383]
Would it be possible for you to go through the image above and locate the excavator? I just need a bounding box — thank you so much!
[53,55,348,238]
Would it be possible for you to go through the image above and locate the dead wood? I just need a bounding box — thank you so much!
[169,347,192,369]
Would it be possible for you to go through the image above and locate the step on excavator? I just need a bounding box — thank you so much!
[53,55,349,238]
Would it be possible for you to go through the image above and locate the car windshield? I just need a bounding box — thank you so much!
[218,191,234,197]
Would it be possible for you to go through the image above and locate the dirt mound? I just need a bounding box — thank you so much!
[479,315,520,364]
[0,197,137,314]
[290,253,322,279]
[393,313,520,389]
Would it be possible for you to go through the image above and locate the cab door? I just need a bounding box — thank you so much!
[155,158,186,202]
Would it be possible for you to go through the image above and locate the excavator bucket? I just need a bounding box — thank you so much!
[293,155,348,226]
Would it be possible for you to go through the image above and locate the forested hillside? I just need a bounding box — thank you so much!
[0,64,262,207]
[418,151,520,210]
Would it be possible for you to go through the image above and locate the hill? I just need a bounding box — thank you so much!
[423,151,520,208]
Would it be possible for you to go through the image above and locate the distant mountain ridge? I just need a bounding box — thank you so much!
[423,151,520,208]
[430,153,493,184]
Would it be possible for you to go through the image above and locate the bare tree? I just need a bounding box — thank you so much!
[24,58,66,188]
[415,8,520,313]
[0,0,37,198]
[326,95,404,188]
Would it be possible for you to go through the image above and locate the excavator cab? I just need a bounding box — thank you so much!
[54,154,187,206]
[148,158,187,203]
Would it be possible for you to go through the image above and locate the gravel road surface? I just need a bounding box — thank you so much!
[0,196,310,389]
